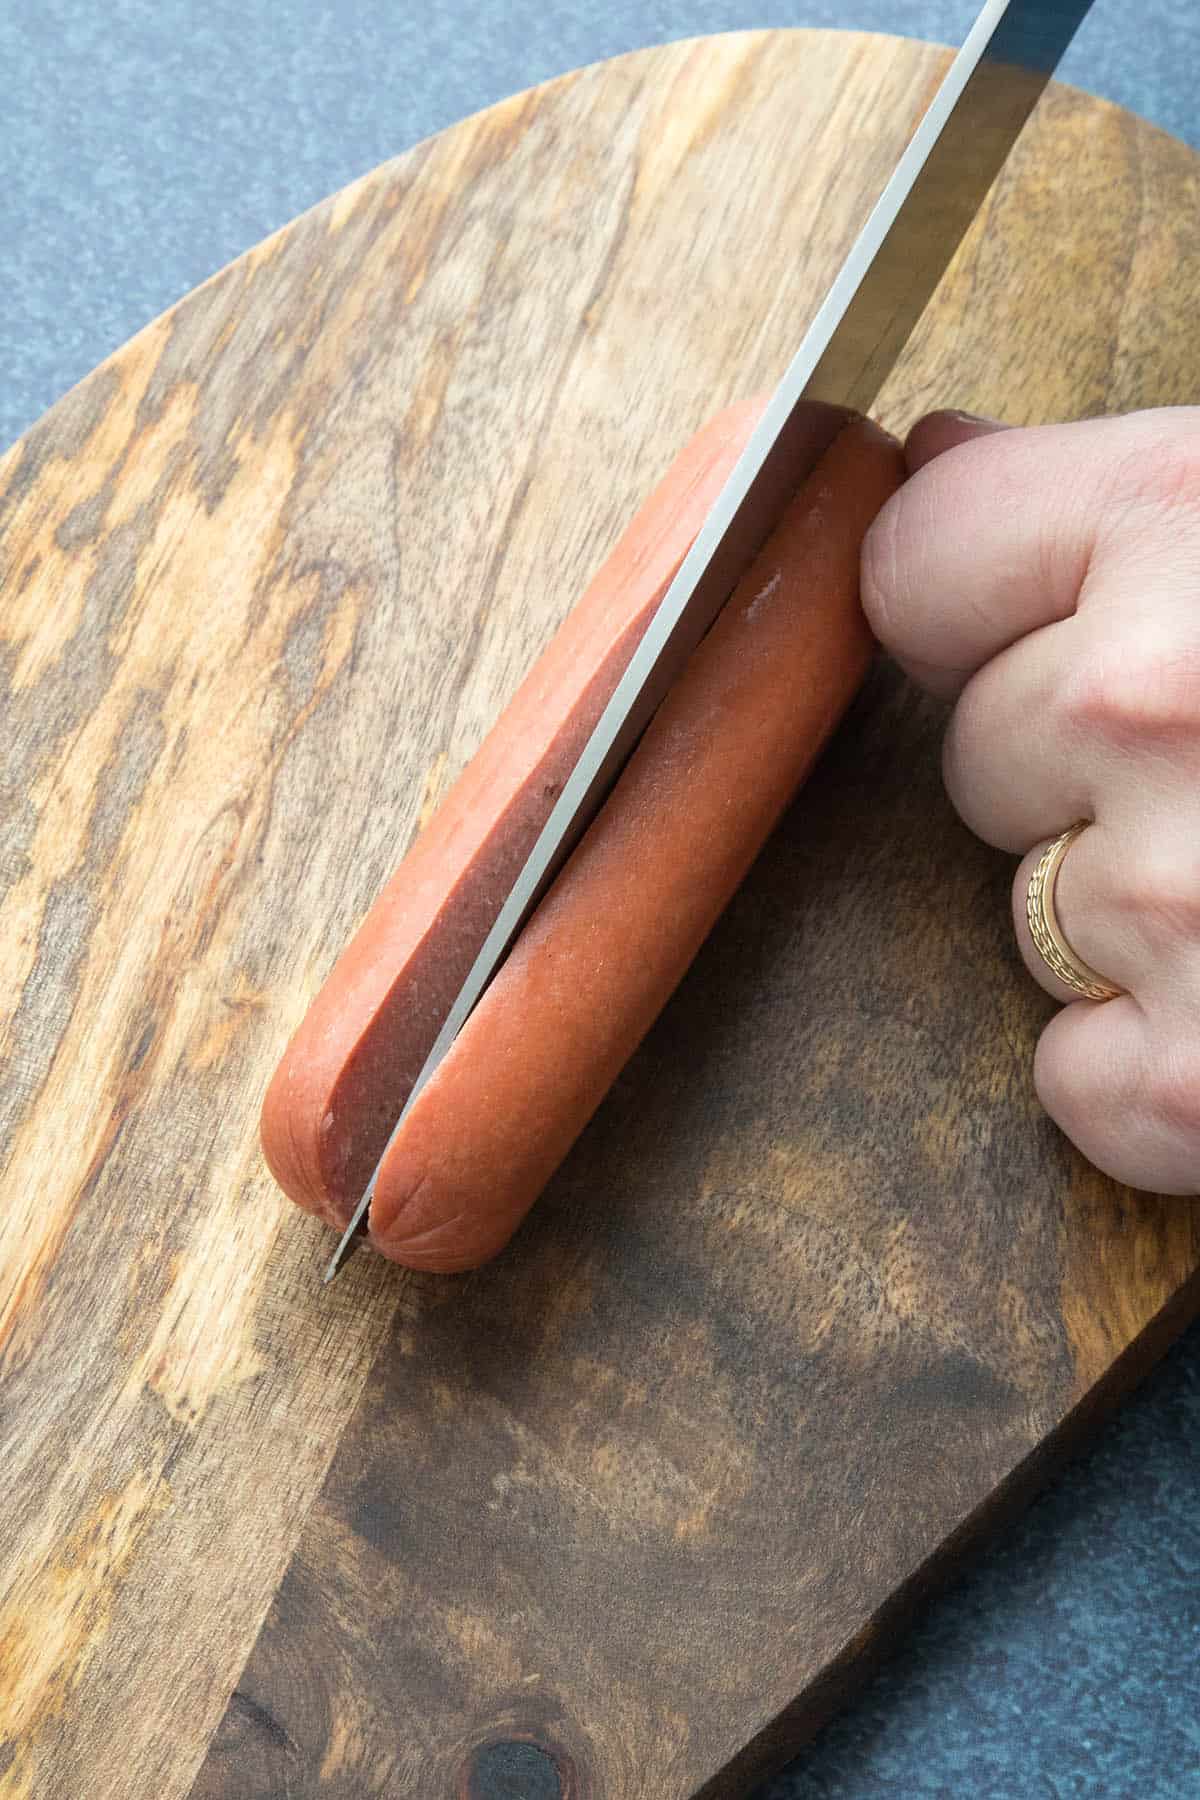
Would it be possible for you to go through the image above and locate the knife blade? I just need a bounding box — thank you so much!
[325,0,1094,1282]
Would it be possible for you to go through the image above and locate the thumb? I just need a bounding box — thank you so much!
[905,408,1010,474]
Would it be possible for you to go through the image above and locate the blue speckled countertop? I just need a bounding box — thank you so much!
[3,4,1198,1795]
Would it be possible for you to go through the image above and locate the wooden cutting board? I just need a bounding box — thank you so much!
[2,27,1199,1800]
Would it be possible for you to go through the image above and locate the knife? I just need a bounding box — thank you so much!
[325,0,1094,1282]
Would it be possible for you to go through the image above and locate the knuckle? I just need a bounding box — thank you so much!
[1059,633,1200,746]
[1116,418,1200,518]
[1032,1025,1076,1125]
[859,494,907,651]
[1111,854,1200,947]
[1149,1044,1200,1142]
[942,692,1002,842]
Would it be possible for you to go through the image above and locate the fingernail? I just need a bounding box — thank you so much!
[945,409,1008,430]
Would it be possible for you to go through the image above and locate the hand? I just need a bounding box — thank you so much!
[861,407,1200,1196]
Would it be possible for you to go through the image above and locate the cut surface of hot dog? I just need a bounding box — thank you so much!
[261,398,770,1226]
[362,414,903,1270]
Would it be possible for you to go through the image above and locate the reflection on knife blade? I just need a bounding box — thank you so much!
[325,0,1094,1282]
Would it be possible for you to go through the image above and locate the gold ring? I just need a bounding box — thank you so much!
[1025,822,1123,1002]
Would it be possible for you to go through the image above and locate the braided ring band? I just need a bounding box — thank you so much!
[1025,822,1124,1002]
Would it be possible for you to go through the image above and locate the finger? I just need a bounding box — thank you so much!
[942,608,1200,854]
[939,566,1200,853]
[941,613,1096,850]
[1034,999,1199,1196]
[860,409,1200,702]
[865,410,1012,698]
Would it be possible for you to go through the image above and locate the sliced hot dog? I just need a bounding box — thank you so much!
[363,414,903,1270]
[262,397,772,1226]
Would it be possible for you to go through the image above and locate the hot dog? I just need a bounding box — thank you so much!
[262,406,903,1267]
[261,397,770,1228]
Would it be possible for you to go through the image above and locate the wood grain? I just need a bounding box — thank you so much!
[1,27,1198,1800]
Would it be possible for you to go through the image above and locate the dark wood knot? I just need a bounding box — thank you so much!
[461,1735,576,1798]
